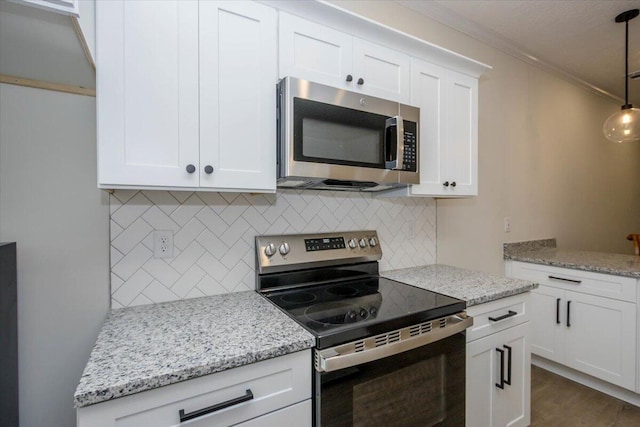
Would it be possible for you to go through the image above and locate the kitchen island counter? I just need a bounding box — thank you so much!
[74,291,314,408]
[382,264,537,306]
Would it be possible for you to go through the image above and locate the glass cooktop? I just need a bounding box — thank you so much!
[264,276,465,349]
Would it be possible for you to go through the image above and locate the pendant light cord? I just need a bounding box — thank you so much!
[624,17,630,108]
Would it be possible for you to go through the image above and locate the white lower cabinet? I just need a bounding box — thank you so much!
[76,350,311,427]
[466,293,531,427]
[508,261,637,391]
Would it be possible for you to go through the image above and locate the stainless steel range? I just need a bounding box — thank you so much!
[256,231,472,427]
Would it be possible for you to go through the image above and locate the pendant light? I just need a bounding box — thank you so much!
[603,9,640,143]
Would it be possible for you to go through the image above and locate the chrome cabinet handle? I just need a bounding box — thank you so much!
[179,389,253,422]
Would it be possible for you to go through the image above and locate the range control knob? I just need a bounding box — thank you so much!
[279,242,290,256]
[348,238,358,249]
[359,238,367,248]
[264,243,276,257]
[369,237,378,247]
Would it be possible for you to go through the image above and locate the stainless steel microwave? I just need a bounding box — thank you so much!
[277,77,420,192]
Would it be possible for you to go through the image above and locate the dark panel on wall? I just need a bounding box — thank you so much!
[0,242,18,427]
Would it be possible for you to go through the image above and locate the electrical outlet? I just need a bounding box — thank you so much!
[153,230,174,258]
[504,217,511,233]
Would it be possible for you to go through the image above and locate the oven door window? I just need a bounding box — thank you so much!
[293,98,388,168]
[316,334,465,427]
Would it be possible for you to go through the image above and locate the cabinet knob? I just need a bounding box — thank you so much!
[346,74,353,82]
[357,77,364,85]
[451,181,457,187]
[204,165,214,174]
[443,181,449,187]
[186,164,196,174]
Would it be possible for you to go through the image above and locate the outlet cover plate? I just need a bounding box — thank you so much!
[153,230,174,258]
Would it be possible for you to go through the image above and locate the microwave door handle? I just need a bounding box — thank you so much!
[384,115,404,170]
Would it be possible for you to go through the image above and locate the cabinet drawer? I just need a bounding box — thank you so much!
[466,293,530,343]
[235,400,311,427]
[77,350,312,427]
[510,262,636,302]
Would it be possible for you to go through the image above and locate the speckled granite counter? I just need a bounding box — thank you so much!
[382,264,537,306]
[74,291,314,408]
[504,239,640,279]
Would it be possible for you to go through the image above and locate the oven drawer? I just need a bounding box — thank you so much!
[77,350,311,427]
[465,293,530,343]
[510,261,636,302]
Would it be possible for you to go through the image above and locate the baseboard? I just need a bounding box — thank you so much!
[532,355,640,408]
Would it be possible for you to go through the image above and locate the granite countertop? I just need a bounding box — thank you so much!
[504,239,640,279]
[382,264,537,306]
[74,291,315,408]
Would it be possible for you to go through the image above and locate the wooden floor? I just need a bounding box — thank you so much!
[531,365,640,427]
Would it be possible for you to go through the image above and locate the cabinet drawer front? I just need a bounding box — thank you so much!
[510,262,636,302]
[77,350,311,427]
[466,293,530,343]
[235,400,312,427]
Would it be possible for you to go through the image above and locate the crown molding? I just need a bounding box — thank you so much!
[397,0,623,105]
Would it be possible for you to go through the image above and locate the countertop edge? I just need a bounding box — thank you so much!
[73,339,315,408]
[505,254,640,279]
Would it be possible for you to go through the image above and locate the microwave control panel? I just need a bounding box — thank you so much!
[402,121,418,172]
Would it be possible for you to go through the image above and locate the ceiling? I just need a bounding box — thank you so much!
[399,0,640,106]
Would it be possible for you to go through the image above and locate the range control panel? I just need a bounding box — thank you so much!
[256,230,382,274]
[305,237,346,252]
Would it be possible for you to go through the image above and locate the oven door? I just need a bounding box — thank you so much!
[314,333,465,427]
[313,313,472,427]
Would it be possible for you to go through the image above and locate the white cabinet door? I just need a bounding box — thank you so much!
[443,70,477,195]
[467,323,530,427]
[407,59,478,197]
[278,12,353,89]
[278,13,410,103]
[97,0,200,188]
[530,287,565,363]
[352,38,411,103]
[199,1,277,192]
[564,291,636,390]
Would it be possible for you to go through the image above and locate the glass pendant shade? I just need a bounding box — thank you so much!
[603,107,640,143]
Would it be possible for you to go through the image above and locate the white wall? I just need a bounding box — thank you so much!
[331,1,640,274]
[0,84,109,427]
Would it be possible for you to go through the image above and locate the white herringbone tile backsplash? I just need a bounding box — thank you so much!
[110,190,436,307]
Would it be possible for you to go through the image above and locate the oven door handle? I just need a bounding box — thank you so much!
[315,312,473,373]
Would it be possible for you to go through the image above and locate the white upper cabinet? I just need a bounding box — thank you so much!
[278,12,411,103]
[407,59,478,197]
[199,2,277,191]
[97,0,277,192]
[11,0,79,16]
[97,0,200,188]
